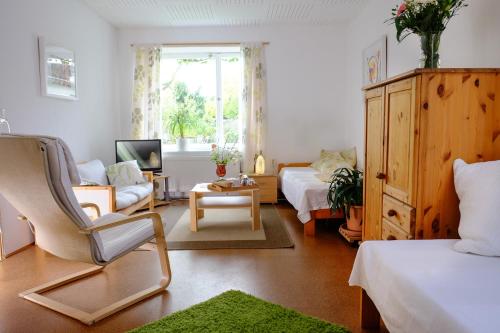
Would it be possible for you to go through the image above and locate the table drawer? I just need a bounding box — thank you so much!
[382,194,415,234]
[253,176,277,187]
[382,218,413,240]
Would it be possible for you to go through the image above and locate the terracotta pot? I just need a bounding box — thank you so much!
[216,164,227,178]
[346,206,363,232]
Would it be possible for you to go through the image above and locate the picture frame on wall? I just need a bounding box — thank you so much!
[38,36,78,100]
[362,35,387,86]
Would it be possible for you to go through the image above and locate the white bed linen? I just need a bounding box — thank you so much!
[279,167,329,223]
[349,240,500,333]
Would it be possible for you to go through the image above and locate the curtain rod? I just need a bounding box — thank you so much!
[130,41,270,47]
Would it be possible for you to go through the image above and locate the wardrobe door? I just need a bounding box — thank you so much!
[383,77,419,206]
[363,87,385,241]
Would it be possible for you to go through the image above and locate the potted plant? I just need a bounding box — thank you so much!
[387,0,468,68]
[327,168,363,232]
[167,107,197,151]
[210,143,241,179]
[167,82,203,151]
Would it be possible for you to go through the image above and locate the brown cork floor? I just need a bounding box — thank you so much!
[0,202,375,333]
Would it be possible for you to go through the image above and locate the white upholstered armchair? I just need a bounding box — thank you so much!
[0,134,171,325]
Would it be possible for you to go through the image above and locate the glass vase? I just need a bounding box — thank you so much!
[419,32,441,68]
[216,164,227,179]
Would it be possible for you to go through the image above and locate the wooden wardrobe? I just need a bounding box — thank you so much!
[363,69,500,241]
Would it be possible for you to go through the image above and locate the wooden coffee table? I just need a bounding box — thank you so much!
[189,183,260,232]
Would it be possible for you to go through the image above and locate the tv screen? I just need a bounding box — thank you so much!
[115,139,162,172]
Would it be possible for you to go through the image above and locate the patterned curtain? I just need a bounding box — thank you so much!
[131,47,162,139]
[241,43,267,173]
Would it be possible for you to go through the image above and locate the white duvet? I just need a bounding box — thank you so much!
[349,240,500,333]
[279,167,330,223]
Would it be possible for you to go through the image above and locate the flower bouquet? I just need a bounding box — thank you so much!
[387,0,468,68]
[210,143,241,179]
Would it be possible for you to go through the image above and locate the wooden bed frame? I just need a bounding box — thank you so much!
[277,163,343,237]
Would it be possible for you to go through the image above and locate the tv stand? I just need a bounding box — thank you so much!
[151,174,170,206]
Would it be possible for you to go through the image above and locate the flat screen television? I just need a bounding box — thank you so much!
[115,139,162,172]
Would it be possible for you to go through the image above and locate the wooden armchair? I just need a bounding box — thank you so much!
[0,135,171,325]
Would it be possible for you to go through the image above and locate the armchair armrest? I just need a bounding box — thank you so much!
[79,212,163,234]
[73,185,116,215]
[80,202,101,220]
[142,171,154,183]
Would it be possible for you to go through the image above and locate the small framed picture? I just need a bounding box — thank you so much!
[38,37,78,100]
[362,36,387,86]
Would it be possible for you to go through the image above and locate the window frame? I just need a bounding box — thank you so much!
[161,48,242,155]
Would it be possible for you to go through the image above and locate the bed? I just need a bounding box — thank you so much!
[349,239,500,333]
[278,163,342,236]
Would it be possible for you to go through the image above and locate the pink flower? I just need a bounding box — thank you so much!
[211,144,217,150]
[397,2,406,16]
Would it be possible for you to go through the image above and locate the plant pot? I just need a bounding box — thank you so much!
[346,206,363,232]
[176,138,188,151]
[419,32,441,68]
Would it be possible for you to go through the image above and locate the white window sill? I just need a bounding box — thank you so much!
[163,150,211,161]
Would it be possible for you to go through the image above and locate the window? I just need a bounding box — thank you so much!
[160,46,242,152]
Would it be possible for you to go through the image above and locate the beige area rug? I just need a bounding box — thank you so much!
[159,205,294,250]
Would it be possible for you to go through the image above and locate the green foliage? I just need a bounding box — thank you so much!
[387,0,468,42]
[327,168,363,218]
[166,82,204,138]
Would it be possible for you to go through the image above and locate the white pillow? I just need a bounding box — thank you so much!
[106,160,146,188]
[453,159,500,256]
[77,160,108,185]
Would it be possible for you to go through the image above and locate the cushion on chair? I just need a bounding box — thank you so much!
[77,160,109,185]
[106,160,146,188]
[115,182,154,210]
[93,213,156,262]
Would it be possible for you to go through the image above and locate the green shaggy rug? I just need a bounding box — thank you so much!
[129,290,349,333]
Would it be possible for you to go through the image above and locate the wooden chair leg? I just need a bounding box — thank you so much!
[360,288,380,329]
[304,219,316,236]
[19,216,172,325]
[189,191,198,232]
[148,193,155,212]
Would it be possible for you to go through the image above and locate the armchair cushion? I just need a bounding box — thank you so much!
[106,160,146,188]
[92,213,156,262]
[115,182,154,210]
[77,160,109,185]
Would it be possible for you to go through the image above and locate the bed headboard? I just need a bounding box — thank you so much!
[277,162,312,173]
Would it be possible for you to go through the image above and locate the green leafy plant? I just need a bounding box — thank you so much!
[210,143,241,165]
[327,168,363,218]
[167,82,202,139]
[387,0,468,42]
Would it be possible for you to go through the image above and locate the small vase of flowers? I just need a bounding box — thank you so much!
[387,0,468,68]
[210,143,241,179]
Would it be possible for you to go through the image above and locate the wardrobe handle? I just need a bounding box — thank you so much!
[376,172,386,180]
[387,209,397,217]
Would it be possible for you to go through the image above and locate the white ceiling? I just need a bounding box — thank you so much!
[82,0,370,28]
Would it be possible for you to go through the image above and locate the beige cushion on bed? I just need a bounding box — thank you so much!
[316,160,354,182]
[320,147,357,168]
[310,147,356,182]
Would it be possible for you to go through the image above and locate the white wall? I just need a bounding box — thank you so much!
[0,0,119,165]
[117,25,350,193]
[345,0,500,166]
